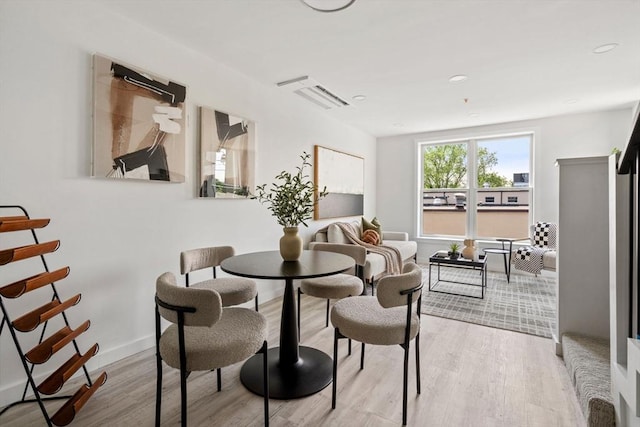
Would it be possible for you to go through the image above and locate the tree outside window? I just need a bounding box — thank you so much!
[422,145,509,189]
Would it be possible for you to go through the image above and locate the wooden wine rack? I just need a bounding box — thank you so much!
[0,206,106,426]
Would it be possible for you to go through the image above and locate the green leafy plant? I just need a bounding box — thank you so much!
[449,242,460,254]
[255,152,328,228]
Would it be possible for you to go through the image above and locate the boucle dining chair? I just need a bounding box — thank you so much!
[330,262,423,426]
[154,272,269,427]
[297,242,366,340]
[180,246,258,310]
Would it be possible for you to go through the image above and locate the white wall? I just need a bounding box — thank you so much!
[0,1,376,405]
[376,108,633,262]
[557,156,611,344]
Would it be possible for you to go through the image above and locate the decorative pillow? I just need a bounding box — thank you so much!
[362,216,382,239]
[372,217,382,238]
[350,220,362,238]
[361,229,380,246]
[327,223,350,244]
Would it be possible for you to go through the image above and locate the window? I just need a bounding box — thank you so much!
[420,142,468,235]
[420,133,532,239]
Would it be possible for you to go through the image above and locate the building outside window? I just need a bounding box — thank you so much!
[419,133,532,239]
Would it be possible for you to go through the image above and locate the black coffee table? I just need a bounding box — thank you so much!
[220,250,354,399]
[428,252,487,299]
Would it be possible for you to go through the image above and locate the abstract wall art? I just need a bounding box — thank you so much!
[198,106,255,198]
[92,54,187,182]
[314,145,364,219]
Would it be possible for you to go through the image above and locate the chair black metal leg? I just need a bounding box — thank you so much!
[415,334,421,394]
[325,299,330,327]
[348,338,352,356]
[402,343,409,426]
[332,329,339,409]
[371,281,375,296]
[255,295,259,312]
[502,253,509,283]
[155,355,162,427]
[217,368,222,392]
[360,343,365,370]
[154,306,163,427]
[297,288,301,341]
[262,341,269,427]
[507,241,513,283]
[180,367,188,427]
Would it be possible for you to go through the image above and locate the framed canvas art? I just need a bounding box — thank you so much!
[314,145,364,219]
[198,106,255,198]
[92,54,187,182]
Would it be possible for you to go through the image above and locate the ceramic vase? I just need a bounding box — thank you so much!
[462,238,476,260]
[280,226,303,261]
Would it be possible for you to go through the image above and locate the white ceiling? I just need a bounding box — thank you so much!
[98,0,640,137]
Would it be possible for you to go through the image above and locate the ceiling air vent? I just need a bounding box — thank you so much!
[277,76,349,110]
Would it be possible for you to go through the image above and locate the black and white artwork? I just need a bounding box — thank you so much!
[199,106,255,198]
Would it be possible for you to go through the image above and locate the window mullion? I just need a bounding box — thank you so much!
[467,139,477,238]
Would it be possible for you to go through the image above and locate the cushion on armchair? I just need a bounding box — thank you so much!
[381,231,409,241]
[327,221,360,244]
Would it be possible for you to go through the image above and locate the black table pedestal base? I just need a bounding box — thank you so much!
[240,346,333,399]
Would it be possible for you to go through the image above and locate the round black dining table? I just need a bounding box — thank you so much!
[220,250,354,399]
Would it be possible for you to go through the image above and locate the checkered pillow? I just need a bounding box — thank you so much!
[533,222,556,249]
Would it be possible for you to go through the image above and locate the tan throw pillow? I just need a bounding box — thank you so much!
[361,229,380,245]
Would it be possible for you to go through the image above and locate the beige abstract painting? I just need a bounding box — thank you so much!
[92,54,186,182]
[314,145,364,219]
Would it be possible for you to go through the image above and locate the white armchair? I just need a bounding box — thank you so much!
[511,222,557,275]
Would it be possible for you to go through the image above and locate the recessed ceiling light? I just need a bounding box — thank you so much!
[449,75,468,83]
[301,0,356,12]
[592,43,618,54]
[352,95,366,101]
[565,99,578,104]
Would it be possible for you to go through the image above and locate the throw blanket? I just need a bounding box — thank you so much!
[514,246,546,275]
[315,222,403,277]
[514,222,557,275]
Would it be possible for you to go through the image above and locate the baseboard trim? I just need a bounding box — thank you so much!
[0,284,286,408]
[0,335,156,408]
[553,332,563,356]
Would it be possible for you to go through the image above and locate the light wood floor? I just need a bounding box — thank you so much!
[2,295,585,426]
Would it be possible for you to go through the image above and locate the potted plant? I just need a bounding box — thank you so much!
[255,152,327,261]
[448,242,461,259]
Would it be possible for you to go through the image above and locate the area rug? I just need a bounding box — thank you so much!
[420,266,556,338]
